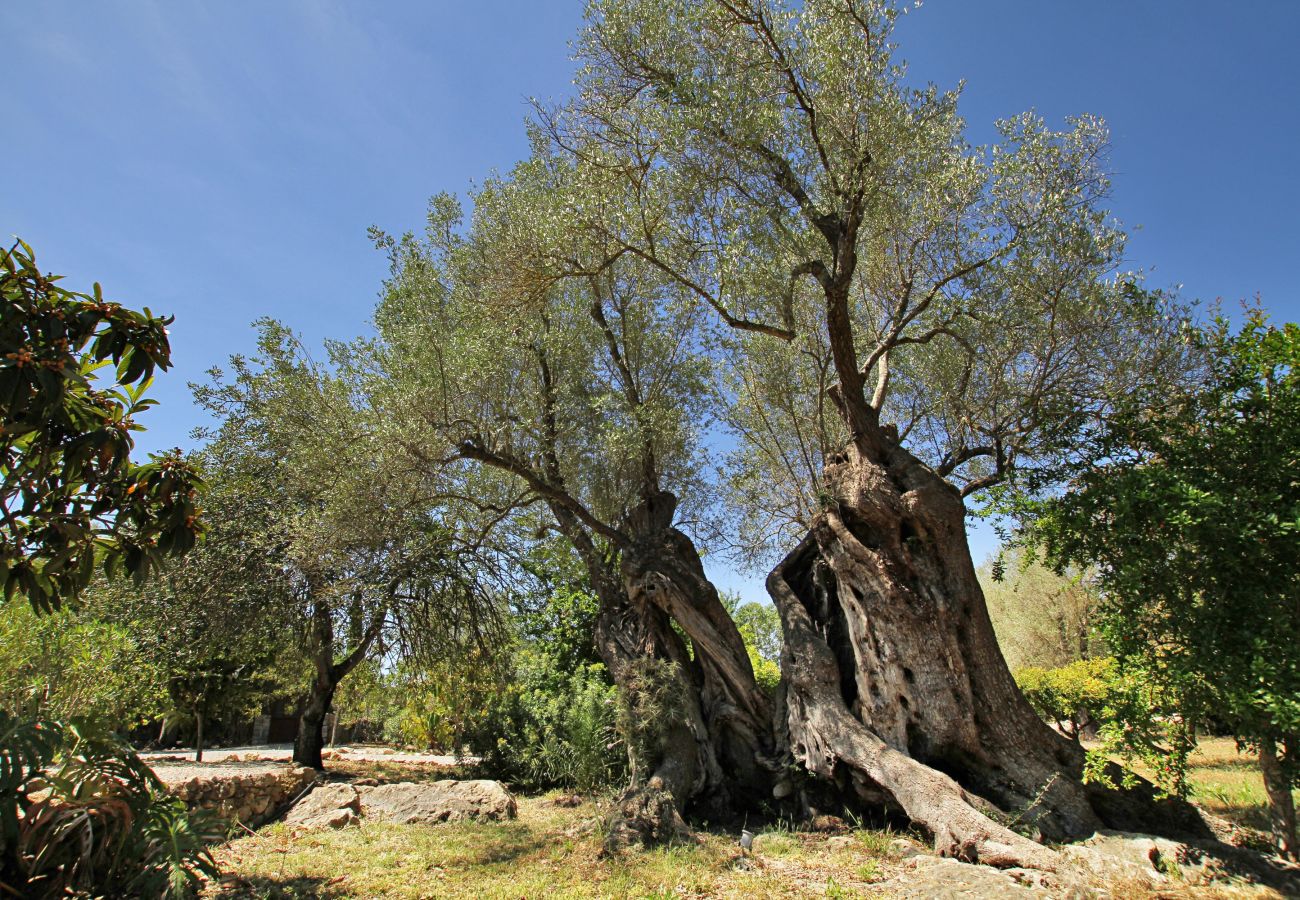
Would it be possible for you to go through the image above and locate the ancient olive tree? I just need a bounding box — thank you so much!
[195,321,504,769]
[371,162,779,843]
[538,0,1207,865]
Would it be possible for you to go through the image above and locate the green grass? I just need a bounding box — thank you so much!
[202,747,1295,899]
[203,791,901,899]
[1182,738,1300,836]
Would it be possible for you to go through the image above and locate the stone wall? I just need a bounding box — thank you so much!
[167,766,317,830]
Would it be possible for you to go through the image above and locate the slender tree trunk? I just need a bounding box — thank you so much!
[293,596,381,770]
[194,706,204,764]
[294,675,335,770]
[1260,737,1297,860]
[768,436,1211,867]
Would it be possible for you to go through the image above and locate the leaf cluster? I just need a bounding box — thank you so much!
[0,712,221,898]
[1029,312,1300,793]
[0,240,203,612]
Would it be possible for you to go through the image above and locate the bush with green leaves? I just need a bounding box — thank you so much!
[0,600,165,728]
[613,656,687,788]
[979,548,1103,672]
[387,649,509,753]
[1028,313,1300,856]
[0,712,221,898]
[469,647,622,794]
[1,240,203,612]
[0,241,220,894]
[1015,657,1117,744]
[726,598,782,696]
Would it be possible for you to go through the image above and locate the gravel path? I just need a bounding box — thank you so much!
[140,744,468,785]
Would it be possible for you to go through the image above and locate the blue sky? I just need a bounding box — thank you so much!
[6,1,1298,599]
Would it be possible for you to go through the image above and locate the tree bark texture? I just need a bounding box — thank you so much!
[293,676,335,770]
[593,586,699,850]
[768,436,1211,867]
[573,492,779,850]
[621,491,779,806]
[1260,738,1298,860]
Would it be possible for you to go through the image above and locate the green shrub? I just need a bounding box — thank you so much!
[0,712,221,898]
[1015,657,1117,743]
[0,601,165,728]
[613,656,686,787]
[386,649,507,752]
[466,647,622,794]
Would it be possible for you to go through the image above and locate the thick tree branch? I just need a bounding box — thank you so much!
[455,438,630,550]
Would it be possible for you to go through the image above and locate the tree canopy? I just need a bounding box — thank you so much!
[193,320,510,767]
[1030,313,1300,858]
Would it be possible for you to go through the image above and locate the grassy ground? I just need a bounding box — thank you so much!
[202,745,1295,899]
[1179,738,1299,835]
[205,792,900,899]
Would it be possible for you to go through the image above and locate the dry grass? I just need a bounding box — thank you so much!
[1179,738,1299,836]
[202,749,1296,899]
[204,793,900,899]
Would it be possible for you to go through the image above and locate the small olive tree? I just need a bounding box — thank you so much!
[195,321,507,769]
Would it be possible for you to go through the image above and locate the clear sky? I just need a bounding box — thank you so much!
[6,1,1299,599]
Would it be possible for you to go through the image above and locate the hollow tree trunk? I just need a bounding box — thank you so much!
[293,676,335,770]
[1260,737,1297,860]
[768,437,1211,868]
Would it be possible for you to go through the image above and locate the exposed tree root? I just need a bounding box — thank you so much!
[765,438,1215,871]
[602,782,694,854]
[770,534,1061,870]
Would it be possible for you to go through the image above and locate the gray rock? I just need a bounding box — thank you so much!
[360,780,516,824]
[283,782,360,829]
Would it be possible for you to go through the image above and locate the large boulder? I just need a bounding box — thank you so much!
[282,782,360,829]
[359,780,516,824]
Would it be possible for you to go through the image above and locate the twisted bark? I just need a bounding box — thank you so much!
[584,492,780,849]
[768,436,1211,867]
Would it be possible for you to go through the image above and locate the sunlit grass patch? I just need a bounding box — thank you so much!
[1181,738,1299,836]
[205,790,906,899]
[205,751,1293,899]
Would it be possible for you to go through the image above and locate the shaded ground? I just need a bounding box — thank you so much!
[1178,739,1300,839]
[196,746,1299,899]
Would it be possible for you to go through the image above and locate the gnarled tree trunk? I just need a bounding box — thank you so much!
[579,492,780,849]
[592,581,702,849]
[621,493,779,800]
[769,437,1211,867]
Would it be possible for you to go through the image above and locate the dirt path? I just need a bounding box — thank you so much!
[141,744,467,785]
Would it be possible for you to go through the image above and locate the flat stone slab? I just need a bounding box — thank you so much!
[282,779,516,830]
[283,782,360,829]
[359,780,517,824]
